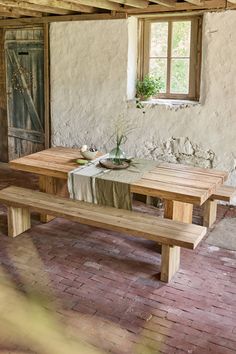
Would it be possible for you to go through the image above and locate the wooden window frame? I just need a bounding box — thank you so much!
[138,15,202,101]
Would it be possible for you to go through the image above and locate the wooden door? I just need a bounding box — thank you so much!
[5,28,45,160]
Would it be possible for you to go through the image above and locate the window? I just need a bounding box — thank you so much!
[138,16,202,100]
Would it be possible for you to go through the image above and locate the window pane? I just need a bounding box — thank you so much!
[149,58,167,93]
[170,59,190,94]
[172,21,191,57]
[150,22,168,57]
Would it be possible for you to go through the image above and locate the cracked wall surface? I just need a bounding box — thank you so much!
[50,11,236,203]
[142,137,216,169]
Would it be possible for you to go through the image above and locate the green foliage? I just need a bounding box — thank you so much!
[136,75,161,100]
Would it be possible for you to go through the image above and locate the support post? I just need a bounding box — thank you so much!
[160,199,193,282]
[39,176,69,222]
[8,206,31,237]
[146,196,154,206]
[39,176,56,223]
[164,200,193,223]
[203,199,217,228]
[161,245,180,282]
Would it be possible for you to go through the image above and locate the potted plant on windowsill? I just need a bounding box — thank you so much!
[136,75,161,101]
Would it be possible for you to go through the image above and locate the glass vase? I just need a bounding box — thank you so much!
[109,145,126,165]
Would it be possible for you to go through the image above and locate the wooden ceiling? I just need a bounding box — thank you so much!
[0,0,235,23]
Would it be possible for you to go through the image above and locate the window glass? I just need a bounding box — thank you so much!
[172,21,191,57]
[170,58,190,94]
[150,22,168,57]
[150,58,167,93]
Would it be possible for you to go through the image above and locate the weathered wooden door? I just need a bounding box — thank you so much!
[5,28,45,160]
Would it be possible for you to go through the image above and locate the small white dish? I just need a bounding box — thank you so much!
[80,150,97,160]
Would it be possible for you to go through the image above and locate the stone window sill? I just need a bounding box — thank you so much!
[128,98,200,109]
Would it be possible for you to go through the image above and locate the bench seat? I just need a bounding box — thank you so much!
[203,185,236,227]
[0,186,207,282]
[211,185,236,203]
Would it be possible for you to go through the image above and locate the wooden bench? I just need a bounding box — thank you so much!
[203,185,236,227]
[0,186,207,283]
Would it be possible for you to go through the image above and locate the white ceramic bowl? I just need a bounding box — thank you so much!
[80,150,97,160]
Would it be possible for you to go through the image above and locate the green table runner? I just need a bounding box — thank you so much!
[68,157,157,210]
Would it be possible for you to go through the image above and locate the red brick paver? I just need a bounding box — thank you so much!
[0,163,236,354]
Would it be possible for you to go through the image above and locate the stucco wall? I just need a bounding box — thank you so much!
[50,19,128,150]
[50,11,236,196]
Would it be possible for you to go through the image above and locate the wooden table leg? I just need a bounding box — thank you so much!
[55,178,69,198]
[39,176,69,222]
[161,200,193,282]
[164,200,193,223]
[39,176,57,222]
[202,199,217,228]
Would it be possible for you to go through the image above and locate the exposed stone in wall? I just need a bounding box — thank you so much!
[142,137,216,169]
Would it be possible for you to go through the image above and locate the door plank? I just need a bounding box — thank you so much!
[8,127,44,144]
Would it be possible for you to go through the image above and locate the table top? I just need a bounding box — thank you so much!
[10,147,228,206]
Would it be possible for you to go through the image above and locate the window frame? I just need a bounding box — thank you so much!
[138,15,202,101]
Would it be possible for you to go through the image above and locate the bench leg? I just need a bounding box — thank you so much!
[203,200,217,228]
[161,245,180,282]
[8,206,31,237]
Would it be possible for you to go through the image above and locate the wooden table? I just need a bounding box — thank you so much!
[10,147,228,225]
[10,147,228,276]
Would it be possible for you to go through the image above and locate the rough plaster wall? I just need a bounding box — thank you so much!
[50,11,236,200]
[50,20,128,149]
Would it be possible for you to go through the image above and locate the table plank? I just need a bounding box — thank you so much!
[131,178,209,205]
[158,162,228,182]
[142,172,218,192]
[10,158,75,179]
[149,167,224,185]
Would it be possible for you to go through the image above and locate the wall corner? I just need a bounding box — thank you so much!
[127,17,138,100]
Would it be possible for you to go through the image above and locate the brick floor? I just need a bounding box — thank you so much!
[0,163,236,354]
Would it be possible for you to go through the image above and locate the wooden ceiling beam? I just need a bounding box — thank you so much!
[183,0,205,5]
[0,5,42,17]
[108,0,148,8]
[150,0,176,7]
[68,0,123,11]
[24,0,95,13]
[127,0,226,13]
[0,12,127,26]
[0,0,233,21]
[0,11,20,18]
[0,1,74,15]
[227,1,236,9]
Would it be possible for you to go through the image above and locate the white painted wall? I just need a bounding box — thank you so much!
[50,19,128,150]
[50,11,236,197]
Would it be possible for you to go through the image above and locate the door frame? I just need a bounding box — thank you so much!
[0,28,8,162]
[0,24,50,162]
[43,23,50,150]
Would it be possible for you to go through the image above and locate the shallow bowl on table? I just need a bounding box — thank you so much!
[99,158,130,170]
[80,150,97,160]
